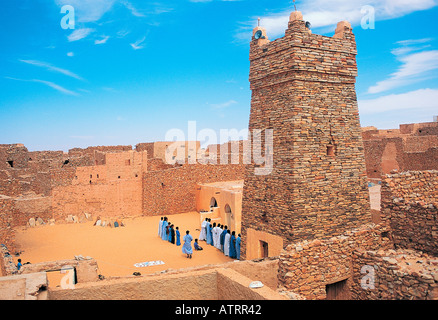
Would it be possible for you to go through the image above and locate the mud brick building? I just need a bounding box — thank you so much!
[362,120,438,179]
[241,12,370,259]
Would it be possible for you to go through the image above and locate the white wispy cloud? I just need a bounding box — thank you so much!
[56,0,116,23]
[95,35,110,45]
[121,0,145,17]
[67,52,74,57]
[116,30,131,38]
[368,38,438,94]
[390,38,433,56]
[19,59,84,81]
[5,77,78,96]
[68,28,94,42]
[359,88,438,114]
[130,36,146,50]
[33,79,79,96]
[210,100,238,109]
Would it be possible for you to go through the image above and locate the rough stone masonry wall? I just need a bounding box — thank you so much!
[241,16,370,259]
[381,170,438,255]
[351,248,438,300]
[277,223,393,299]
[0,144,30,170]
[0,198,16,252]
[142,164,245,216]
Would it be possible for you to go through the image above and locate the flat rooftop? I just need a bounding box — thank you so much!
[198,180,244,192]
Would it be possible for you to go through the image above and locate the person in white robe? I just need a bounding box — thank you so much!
[224,230,231,256]
[158,217,163,238]
[199,218,208,241]
[214,225,222,250]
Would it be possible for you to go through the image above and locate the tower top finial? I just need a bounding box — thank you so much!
[293,0,297,11]
[258,17,261,27]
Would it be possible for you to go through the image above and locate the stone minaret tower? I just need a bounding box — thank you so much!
[240,11,371,260]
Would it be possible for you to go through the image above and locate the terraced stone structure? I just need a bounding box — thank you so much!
[241,11,370,259]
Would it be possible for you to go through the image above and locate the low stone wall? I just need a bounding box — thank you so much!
[19,258,99,284]
[1,244,17,276]
[351,248,438,300]
[150,258,280,291]
[0,272,48,300]
[48,268,289,300]
[0,198,16,252]
[277,223,393,299]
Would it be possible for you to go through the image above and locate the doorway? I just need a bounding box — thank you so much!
[210,197,218,208]
[325,279,349,300]
[260,241,269,258]
[224,204,232,227]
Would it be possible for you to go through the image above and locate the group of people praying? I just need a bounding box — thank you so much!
[158,216,195,259]
[198,218,241,260]
[158,216,241,260]
[158,217,181,246]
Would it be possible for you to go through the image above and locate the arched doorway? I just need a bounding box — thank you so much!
[224,204,232,228]
[210,197,218,209]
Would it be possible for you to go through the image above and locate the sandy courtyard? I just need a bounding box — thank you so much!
[13,212,234,282]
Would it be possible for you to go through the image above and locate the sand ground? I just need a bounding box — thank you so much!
[13,212,234,282]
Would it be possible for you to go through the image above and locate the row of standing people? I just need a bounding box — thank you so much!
[158,217,194,259]
[158,217,181,246]
[198,218,241,260]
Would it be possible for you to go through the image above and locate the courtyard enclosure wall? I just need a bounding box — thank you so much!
[51,151,147,219]
[241,13,370,259]
[142,164,245,216]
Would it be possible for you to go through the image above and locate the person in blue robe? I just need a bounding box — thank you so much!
[220,226,228,252]
[176,227,181,246]
[229,231,237,259]
[166,221,172,242]
[236,234,241,260]
[161,217,168,241]
[167,223,172,242]
[182,230,193,258]
[206,219,213,245]
[170,225,175,244]
[194,239,203,250]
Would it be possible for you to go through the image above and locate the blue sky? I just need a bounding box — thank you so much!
[1,0,437,152]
